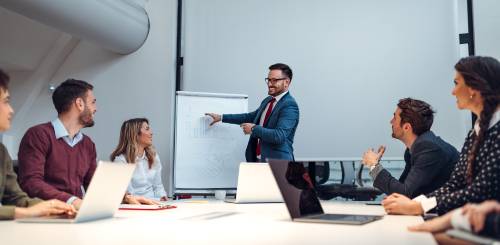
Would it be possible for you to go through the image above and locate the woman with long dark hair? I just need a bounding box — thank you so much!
[382,56,500,216]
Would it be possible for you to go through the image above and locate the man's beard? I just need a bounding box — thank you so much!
[391,129,402,140]
[79,108,95,128]
[268,86,281,96]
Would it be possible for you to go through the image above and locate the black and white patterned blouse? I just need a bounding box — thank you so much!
[428,121,500,215]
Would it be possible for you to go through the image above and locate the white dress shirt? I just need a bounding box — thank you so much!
[114,153,167,200]
[258,91,288,126]
[450,208,472,231]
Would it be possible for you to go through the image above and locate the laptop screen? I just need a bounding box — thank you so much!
[268,159,324,219]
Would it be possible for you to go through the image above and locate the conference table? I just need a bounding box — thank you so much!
[0,200,436,245]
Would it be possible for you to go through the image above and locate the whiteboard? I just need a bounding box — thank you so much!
[174,91,248,190]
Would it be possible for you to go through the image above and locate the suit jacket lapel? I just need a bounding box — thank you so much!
[254,96,273,124]
[263,92,289,127]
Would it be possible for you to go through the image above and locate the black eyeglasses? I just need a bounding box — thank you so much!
[265,77,287,84]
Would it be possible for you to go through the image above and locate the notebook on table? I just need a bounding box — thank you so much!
[119,203,177,210]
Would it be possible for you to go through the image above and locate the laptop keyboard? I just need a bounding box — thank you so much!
[307,213,378,222]
[309,214,354,220]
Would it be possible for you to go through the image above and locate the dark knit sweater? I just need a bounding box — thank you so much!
[18,122,97,202]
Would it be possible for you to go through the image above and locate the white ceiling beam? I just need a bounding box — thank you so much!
[0,0,150,54]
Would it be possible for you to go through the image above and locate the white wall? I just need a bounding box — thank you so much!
[7,0,178,194]
[474,0,500,59]
[7,71,32,110]
[181,0,470,159]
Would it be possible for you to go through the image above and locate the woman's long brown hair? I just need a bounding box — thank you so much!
[110,118,156,169]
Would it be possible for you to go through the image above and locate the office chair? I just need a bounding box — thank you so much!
[308,161,382,201]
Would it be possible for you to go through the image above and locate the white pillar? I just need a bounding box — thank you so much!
[0,0,150,54]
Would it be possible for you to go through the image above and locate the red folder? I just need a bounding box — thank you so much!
[119,204,177,211]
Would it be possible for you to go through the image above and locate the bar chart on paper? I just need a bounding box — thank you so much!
[174,91,248,191]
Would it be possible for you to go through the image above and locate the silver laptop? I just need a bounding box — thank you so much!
[268,159,383,225]
[17,161,136,223]
[225,162,283,203]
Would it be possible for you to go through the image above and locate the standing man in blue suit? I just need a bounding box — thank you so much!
[206,63,300,162]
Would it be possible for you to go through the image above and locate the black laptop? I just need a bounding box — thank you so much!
[268,159,383,225]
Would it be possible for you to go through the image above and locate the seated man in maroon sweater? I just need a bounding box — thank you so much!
[17,79,97,210]
[17,79,159,209]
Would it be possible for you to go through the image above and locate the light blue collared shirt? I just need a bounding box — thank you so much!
[51,118,84,147]
[51,118,84,205]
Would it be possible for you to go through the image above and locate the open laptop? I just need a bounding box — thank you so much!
[268,159,383,225]
[17,161,136,223]
[225,162,283,203]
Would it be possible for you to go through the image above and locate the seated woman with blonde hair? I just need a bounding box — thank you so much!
[111,118,167,203]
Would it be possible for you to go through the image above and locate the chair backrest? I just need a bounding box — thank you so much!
[340,161,355,186]
[307,160,382,201]
[356,163,365,187]
[311,161,330,185]
[308,161,355,186]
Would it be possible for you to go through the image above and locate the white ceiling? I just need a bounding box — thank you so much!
[0,6,63,72]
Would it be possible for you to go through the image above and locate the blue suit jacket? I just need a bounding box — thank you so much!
[223,92,299,162]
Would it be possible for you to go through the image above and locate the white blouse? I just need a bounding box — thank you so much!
[114,153,167,200]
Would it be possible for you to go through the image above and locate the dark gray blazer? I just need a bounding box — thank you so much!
[373,131,459,198]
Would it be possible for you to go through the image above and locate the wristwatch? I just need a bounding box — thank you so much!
[369,163,379,172]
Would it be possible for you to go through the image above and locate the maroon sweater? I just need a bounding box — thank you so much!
[18,122,97,202]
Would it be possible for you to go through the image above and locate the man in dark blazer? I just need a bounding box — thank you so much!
[206,63,299,162]
[362,98,459,198]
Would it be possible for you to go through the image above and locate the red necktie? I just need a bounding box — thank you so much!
[256,98,276,157]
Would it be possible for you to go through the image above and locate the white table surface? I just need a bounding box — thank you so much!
[0,200,436,245]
